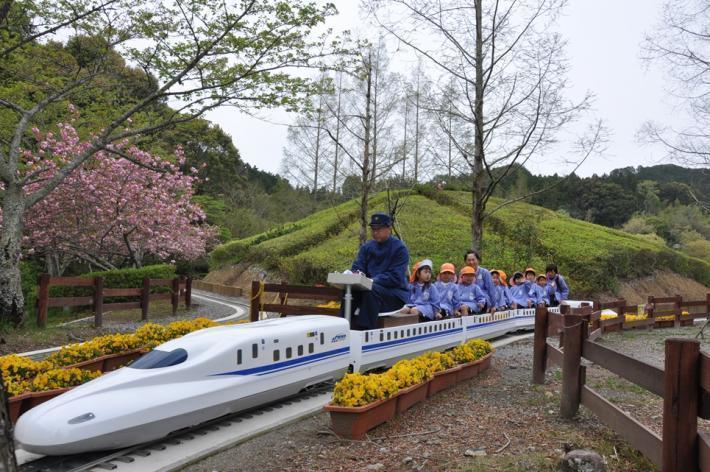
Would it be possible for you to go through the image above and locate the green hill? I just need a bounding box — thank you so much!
[209,189,710,297]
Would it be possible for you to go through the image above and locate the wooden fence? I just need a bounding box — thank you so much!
[532,294,710,471]
[249,281,341,322]
[593,294,710,333]
[36,275,192,328]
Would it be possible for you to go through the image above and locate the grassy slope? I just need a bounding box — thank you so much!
[209,189,710,297]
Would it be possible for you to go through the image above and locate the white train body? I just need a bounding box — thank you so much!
[15,305,579,455]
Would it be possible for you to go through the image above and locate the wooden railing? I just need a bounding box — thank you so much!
[36,275,192,328]
[533,297,710,471]
[249,281,341,322]
[594,294,710,332]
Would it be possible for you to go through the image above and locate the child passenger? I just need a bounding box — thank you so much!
[490,270,512,311]
[456,266,487,315]
[509,272,535,308]
[435,263,459,318]
[403,259,441,320]
[535,275,550,306]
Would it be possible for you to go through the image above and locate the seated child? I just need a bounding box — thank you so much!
[524,267,537,290]
[403,259,441,320]
[434,263,459,318]
[490,269,512,311]
[456,266,487,315]
[509,271,535,308]
[535,275,550,306]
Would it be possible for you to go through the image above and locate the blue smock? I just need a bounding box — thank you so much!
[407,282,441,320]
[509,284,534,307]
[531,283,549,305]
[456,283,487,313]
[546,274,570,302]
[470,267,496,307]
[492,284,512,310]
[434,281,459,315]
[351,236,409,303]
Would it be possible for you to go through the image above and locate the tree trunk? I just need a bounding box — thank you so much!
[414,69,421,183]
[313,88,324,194]
[471,0,485,251]
[0,374,18,472]
[332,72,342,193]
[359,55,373,246]
[0,185,25,327]
[402,99,408,179]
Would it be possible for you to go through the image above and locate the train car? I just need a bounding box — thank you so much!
[15,316,350,455]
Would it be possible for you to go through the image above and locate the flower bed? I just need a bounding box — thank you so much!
[326,339,493,439]
[1,317,218,399]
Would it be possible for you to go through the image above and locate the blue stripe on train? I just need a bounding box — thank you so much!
[213,346,350,376]
[363,327,463,352]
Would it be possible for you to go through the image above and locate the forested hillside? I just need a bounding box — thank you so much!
[210,188,710,297]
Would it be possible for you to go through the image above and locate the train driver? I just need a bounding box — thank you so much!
[343,212,410,330]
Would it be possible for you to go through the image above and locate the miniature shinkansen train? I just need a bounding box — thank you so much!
[14,304,573,456]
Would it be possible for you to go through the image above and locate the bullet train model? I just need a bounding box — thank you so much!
[14,305,576,455]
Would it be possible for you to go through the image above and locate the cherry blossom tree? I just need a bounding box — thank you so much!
[12,120,216,275]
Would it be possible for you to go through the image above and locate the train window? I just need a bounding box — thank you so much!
[309,343,314,354]
[237,349,242,365]
[400,330,404,338]
[273,350,280,362]
[286,347,292,359]
[407,329,410,337]
[387,332,391,341]
[418,327,422,335]
[252,343,258,359]
[130,349,187,369]
[380,332,384,342]
[298,345,303,356]
[320,332,325,345]
[365,332,369,343]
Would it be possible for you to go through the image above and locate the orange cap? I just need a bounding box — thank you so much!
[525,267,536,275]
[409,261,420,283]
[498,270,508,286]
[460,266,475,276]
[440,263,455,274]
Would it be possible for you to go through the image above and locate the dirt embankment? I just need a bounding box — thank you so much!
[206,265,708,306]
[598,270,709,305]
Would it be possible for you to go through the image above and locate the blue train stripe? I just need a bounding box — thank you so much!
[213,346,350,376]
[363,327,463,352]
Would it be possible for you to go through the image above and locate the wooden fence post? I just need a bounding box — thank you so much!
[561,314,585,419]
[185,277,192,309]
[36,274,50,328]
[250,280,261,322]
[618,298,627,326]
[674,295,683,327]
[532,304,548,384]
[93,276,104,328]
[662,338,699,472]
[171,278,179,316]
[141,277,150,321]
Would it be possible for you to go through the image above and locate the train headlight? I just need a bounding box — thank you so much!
[68,412,95,424]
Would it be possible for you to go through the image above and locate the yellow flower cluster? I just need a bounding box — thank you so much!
[331,338,493,407]
[331,372,399,407]
[600,310,691,322]
[1,317,217,397]
[452,339,493,364]
[316,300,341,309]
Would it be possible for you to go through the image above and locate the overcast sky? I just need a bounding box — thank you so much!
[206,0,691,179]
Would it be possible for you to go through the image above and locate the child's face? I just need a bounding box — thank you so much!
[526,273,536,283]
[418,267,432,282]
[513,277,523,286]
[492,273,500,285]
[537,278,547,287]
[546,270,556,279]
[461,274,474,285]
[440,272,455,283]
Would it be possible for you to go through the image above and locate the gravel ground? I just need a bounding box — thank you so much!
[0,297,239,355]
[184,327,710,472]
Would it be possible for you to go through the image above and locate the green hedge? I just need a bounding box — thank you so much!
[49,264,177,298]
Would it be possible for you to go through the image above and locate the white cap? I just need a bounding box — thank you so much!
[418,259,433,271]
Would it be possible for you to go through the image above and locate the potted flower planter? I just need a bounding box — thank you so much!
[457,353,493,382]
[655,319,675,328]
[9,387,72,424]
[324,396,397,440]
[427,365,462,397]
[69,357,104,373]
[395,381,429,415]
